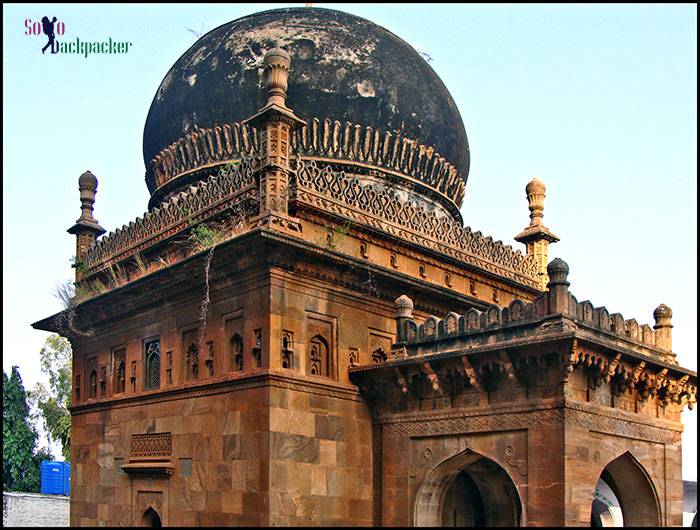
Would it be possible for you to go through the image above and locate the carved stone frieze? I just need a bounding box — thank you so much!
[382,408,564,437]
[564,406,680,444]
[71,371,364,415]
[130,432,172,458]
[296,159,540,288]
[83,156,258,273]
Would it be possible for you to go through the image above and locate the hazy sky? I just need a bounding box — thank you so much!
[3,4,697,479]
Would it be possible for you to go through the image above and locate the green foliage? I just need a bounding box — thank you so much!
[188,219,225,252]
[3,366,51,492]
[69,255,89,276]
[319,222,350,250]
[190,223,217,248]
[28,335,73,461]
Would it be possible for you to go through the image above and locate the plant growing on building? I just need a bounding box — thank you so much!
[69,255,89,276]
[188,219,227,252]
[318,221,350,250]
[223,159,241,171]
[105,263,129,289]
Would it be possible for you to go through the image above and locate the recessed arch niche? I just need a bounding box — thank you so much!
[414,448,523,527]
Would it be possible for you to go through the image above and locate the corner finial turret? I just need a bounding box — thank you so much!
[77,171,99,224]
[262,48,292,108]
[67,170,106,279]
[395,295,414,319]
[525,177,546,227]
[515,176,560,290]
[653,303,676,362]
[242,48,306,232]
[546,257,570,314]
[394,295,414,343]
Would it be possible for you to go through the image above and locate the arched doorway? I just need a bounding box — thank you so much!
[590,452,660,527]
[143,507,162,527]
[415,449,523,527]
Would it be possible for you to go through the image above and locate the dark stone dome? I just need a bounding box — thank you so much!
[143,7,470,196]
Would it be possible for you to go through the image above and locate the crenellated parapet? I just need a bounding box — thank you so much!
[391,258,679,361]
[147,117,465,216]
[291,118,465,206]
[83,142,541,291]
[82,156,257,274]
[350,258,696,414]
[295,158,540,288]
[148,122,260,196]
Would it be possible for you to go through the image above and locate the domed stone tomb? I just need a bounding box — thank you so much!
[33,6,696,527]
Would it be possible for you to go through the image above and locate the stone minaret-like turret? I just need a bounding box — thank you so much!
[243,47,307,232]
[514,177,560,290]
[67,170,105,280]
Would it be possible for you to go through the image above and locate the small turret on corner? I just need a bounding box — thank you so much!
[67,170,105,280]
[515,177,560,290]
[242,48,307,231]
[653,303,677,364]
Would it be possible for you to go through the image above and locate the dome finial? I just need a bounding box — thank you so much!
[653,303,675,361]
[526,176,546,227]
[515,177,559,290]
[67,170,106,279]
[263,48,292,108]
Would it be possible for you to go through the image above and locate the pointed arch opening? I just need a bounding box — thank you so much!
[142,506,162,527]
[88,369,97,398]
[115,360,126,393]
[308,335,330,377]
[591,477,623,527]
[144,338,161,390]
[590,451,660,527]
[414,448,523,527]
[230,333,243,372]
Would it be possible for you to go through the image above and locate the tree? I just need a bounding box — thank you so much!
[3,366,52,492]
[29,334,72,461]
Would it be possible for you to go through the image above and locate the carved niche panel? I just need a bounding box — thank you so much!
[180,327,199,382]
[282,330,295,370]
[112,348,126,394]
[306,312,336,379]
[369,329,393,365]
[86,356,98,399]
[143,337,161,391]
[223,310,244,373]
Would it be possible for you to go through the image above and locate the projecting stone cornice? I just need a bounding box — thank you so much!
[349,260,697,414]
[70,154,541,300]
[68,370,364,415]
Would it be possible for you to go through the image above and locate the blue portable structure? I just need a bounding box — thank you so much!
[40,461,70,496]
[63,461,71,495]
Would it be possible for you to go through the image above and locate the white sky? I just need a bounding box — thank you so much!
[3,3,696,480]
